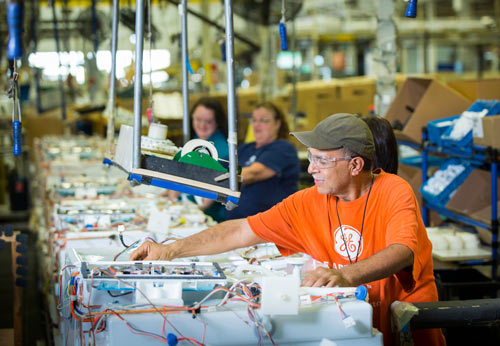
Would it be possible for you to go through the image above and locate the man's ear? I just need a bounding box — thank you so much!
[350,157,365,176]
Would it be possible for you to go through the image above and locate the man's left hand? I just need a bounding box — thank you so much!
[301,267,352,287]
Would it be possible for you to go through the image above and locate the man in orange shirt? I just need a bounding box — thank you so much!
[130,113,445,346]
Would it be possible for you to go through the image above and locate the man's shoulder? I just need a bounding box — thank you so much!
[376,172,416,198]
[285,186,323,206]
[379,171,411,187]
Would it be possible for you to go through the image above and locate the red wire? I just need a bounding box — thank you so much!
[108,310,168,343]
[178,336,204,346]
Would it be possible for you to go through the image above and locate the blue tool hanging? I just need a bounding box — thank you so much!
[7,1,24,156]
[405,0,418,18]
[279,0,288,51]
[220,38,226,62]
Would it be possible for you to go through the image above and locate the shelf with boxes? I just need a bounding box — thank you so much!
[421,115,500,280]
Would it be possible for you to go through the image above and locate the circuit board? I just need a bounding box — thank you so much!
[80,261,226,280]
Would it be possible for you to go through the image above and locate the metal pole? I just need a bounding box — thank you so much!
[107,0,119,153]
[91,0,99,53]
[422,129,429,226]
[490,153,498,280]
[133,0,145,169]
[164,0,260,52]
[29,0,42,113]
[50,0,67,121]
[180,0,190,144]
[224,0,238,192]
[291,18,298,130]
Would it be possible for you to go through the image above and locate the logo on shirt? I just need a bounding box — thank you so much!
[245,155,256,166]
[333,225,363,261]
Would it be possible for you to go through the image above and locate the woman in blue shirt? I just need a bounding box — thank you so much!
[226,102,300,219]
[170,97,229,222]
[190,98,229,161]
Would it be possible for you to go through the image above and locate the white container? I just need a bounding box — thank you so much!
[147,122,168,140]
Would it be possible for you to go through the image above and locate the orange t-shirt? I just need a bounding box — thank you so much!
[248,171,445,346]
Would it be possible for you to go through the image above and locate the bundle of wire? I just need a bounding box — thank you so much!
[59,265,280,346]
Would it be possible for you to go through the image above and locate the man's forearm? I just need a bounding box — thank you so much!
[340,244,414,286]
[168,218,265,259]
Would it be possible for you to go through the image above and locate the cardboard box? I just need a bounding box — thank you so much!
[445,169,500,225]
[117,97,149,114]
[295,78,377,129]
[447,79,500,101]
[474,115,500,149]
[23,107,67,148]
[295,80,339,124]
[398,163,443,226]
[398,163,424,206]
[385,78,471,144]
[337,77,376,103]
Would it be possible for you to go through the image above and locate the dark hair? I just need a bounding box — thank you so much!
[343,147,373,172]
[254,102,290,140]
[190,97,228,137]
[362,115,398,174]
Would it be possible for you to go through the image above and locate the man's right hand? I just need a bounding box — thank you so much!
[129,242,173,261]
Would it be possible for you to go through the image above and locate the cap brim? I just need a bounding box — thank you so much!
[291,130,341,150]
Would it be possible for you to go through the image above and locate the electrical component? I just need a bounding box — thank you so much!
[80,261,226,281]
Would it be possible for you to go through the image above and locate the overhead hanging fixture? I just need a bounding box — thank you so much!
[405,0,417,18]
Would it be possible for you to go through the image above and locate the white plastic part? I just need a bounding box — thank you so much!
[181,139,219,161]
[135,280,183,306]
[234,264,283,278]
[146,205,171,233]
[458,232,480,249]
[147,123,168,140]
[319,339,338,346]
[141,136,178,155]
[428,234,448,250]
[260,275,300,315]
[115,124,134,172]
[444,234,463,250]
[342,315,356,328]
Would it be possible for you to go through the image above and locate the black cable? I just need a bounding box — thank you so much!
[336,174,375,264]
[119,233,130,248]
[107,290,132,298]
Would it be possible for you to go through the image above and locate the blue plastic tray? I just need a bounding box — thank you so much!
[440,100,500,151]
[427,115,459,147]
[400,155,447,168]
[420,158,473,206]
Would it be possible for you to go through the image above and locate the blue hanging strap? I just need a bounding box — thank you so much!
[186,57,194,75]
[279,0,288,51]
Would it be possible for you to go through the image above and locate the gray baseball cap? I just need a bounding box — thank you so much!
[291,113,375,159]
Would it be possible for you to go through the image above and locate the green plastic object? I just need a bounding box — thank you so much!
[178,152,228,173]
[173,150,182,161]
